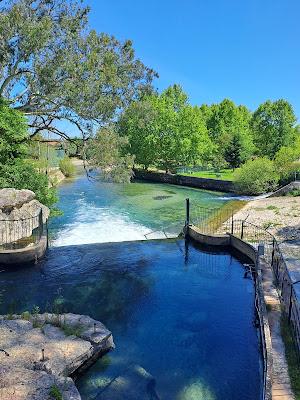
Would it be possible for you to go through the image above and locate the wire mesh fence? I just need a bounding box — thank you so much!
[0,210,45,251]
[190,202,300,363]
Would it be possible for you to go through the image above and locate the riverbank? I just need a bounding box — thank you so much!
[230,196,300,241]
[133,169,235,193]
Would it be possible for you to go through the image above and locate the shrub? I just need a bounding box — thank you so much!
[0,160,58,207]
[59,157,76,177]
[235,157,279,195]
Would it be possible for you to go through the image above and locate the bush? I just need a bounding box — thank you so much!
[235,157,279,195]
[0,160,58,207]
[59,157,76,177]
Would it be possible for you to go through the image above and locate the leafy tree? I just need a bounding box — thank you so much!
[119,85,214,171]
[0,98,28,164]
[224,133,243,170]
[203,99,254,164]
[118,99,158,169]
[235,158,279,195]
[87,125,135,183]
[251,99,297,158]
[0,0,156,141]
[0,98,57,206]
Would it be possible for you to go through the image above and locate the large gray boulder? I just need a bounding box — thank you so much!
[0,188,35,212]
[0,314,114,400]
[0,188,50,246]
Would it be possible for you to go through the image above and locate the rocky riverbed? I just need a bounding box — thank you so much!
[0,313,114,400]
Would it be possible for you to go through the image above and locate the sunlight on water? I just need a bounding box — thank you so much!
[49,174,234,246]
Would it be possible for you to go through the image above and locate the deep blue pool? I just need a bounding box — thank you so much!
[0,239,262,400]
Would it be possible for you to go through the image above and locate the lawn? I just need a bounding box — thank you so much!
[179,169,238,181]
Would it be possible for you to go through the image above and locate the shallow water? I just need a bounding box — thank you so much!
[49,174,233,245]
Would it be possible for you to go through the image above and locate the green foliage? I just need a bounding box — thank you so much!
[235,157,279,195]
[0,98,28,163]
[49,385,63,400]
[119,85,214,171]
[0,160,58,206]
[224,133,243,170]
[251,99,297,158]
[274,139,300,182]
[0,0,156,140]
[87,126,135,183]
[203,99,255,164]
[59,157,76,177]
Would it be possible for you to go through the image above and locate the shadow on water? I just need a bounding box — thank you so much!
[0,239,262,400]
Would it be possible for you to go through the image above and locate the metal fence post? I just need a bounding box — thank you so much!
[38,209,43,241]
[231,213,234,234]
[288,284,294,322]
[185,198,190,227]
[241,220,245,240]
[271,238,275,267]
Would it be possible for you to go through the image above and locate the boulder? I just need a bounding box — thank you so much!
[0,189,35,213]
[0,314,114,400]
[0,189,50,246]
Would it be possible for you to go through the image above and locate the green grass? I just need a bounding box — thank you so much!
[179,169,238,181]
[281,315,300,399]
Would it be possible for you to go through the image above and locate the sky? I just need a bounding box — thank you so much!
[86,0,300,119]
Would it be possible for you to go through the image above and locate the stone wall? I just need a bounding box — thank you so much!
[133,169,235,193]
[269,181,300,197]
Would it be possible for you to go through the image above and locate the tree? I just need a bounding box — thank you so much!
[251,99,297,158]
[224,133,243,170]
[118,99,158,169]
[119,85,214,171]
[203,99,254,164]
[0,0,157,141]
[0,98,28,164]
[0,97,57,206]
[87,125,135,183]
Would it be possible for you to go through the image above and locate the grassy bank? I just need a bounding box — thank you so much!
[179,169,238,181]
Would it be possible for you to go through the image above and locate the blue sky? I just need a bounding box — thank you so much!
[86,0,300,119]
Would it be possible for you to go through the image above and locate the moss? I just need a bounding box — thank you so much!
[49,385,63,400]
[280,315,300,399]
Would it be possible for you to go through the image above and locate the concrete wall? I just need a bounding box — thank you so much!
[188,225,230,246]
[269,181,300,197]
[133,169,235,193]
[187,224,272,400]
[0,234,48,265]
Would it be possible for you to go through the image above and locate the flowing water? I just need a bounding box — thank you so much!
[0,175,262,399]
[48,174,234,245]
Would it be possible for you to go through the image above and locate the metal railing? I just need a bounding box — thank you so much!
[0,209,45,251]
[190,203,300,363]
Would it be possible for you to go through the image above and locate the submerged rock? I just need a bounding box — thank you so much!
[95,364,160,400]
[0,313,114,400]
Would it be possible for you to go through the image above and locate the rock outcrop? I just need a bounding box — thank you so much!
[0,313,114,400]
[0,188,50,246]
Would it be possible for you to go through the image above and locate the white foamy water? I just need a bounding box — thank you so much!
[51,204,165,247]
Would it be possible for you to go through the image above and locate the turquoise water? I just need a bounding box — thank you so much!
[0,177,262,399]
[49,174,233,245]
